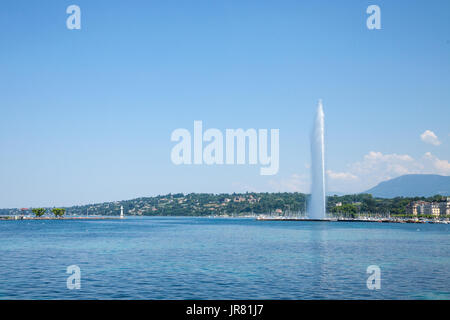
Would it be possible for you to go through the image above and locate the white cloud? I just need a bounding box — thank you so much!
[326,170,358,181]
[354,151,416,178]
[328,151,449,193]
[265,151,449,194]
[423,152,450,175]
[268,173,310,193]
[420,130,441,146]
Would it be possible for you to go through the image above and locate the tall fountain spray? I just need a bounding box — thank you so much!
[309,99,326,219]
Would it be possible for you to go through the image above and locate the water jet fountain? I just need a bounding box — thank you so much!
[256,99,329,222]
[309,99,326,220]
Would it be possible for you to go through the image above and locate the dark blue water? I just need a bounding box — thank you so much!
[0,217,449,299]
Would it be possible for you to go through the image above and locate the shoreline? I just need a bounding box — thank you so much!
[0,216,123,221]
[255,217,449,224]
[1,215,449,224]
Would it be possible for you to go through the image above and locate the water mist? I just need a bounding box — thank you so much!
[309,100,326,219]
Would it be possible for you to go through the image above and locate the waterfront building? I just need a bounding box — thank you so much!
[439,197,450,216]
[430,203,440,217]
[407,201,427,216]
[407,197,450,217]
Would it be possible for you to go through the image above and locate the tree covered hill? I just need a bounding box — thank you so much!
[1,192,447,217]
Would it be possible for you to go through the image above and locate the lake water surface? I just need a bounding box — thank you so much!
[0,217,449,299]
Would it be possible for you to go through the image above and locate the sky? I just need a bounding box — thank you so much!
[1,0,449,208]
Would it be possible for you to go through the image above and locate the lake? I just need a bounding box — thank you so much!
[0,217,448,299]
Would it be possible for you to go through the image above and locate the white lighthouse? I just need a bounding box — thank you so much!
[120,205,124,219]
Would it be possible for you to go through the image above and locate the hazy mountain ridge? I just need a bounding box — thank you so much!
[364,174,450,198]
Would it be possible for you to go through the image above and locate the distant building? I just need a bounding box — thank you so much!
[407,197,450,217]
[439,197,450,216]
[430,203,440,217]
[407,201,426,215]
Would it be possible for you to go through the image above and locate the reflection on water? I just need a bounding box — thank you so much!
[0,217,448,299]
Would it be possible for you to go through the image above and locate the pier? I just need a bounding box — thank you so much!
[255,216,449,224]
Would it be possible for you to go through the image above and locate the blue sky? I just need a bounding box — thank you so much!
[1,0,449,208]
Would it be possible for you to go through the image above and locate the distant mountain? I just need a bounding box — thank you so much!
[364,174,450,198]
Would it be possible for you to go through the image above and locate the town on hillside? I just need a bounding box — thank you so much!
[1,193,449,221]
